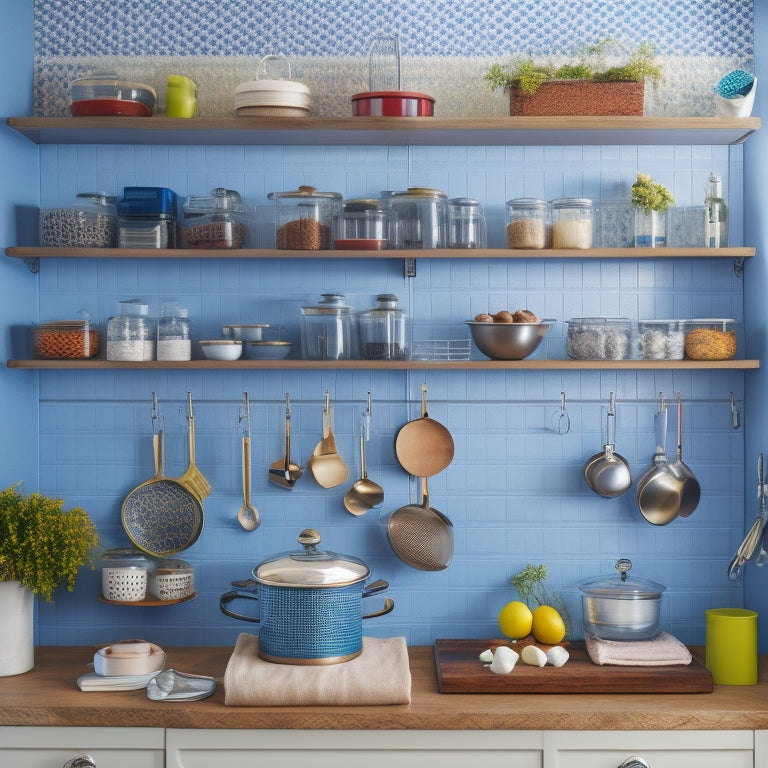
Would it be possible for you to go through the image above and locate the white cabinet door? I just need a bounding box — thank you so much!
[166,729,545,768]
[0,726,165,768]
[545,729,754,768]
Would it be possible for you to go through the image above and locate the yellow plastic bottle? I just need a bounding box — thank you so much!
[165,75,196,118]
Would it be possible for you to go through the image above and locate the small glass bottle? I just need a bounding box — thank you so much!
[157,303,191,361]
[505,198,550,249]
[551,198,594,249]
[705,173,729,248]
[106,299,154,362]
[358,293,409,360]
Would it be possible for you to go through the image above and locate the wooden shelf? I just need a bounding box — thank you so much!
[6,358,760,371]
[5,246,757,261]
[7,116,761,147]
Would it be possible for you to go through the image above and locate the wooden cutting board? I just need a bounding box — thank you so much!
[434,638,713,694]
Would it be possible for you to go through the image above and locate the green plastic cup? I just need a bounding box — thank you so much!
[705,608,758,685]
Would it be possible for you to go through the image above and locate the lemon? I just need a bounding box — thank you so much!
[531,605,566,645]
[497,600,533,640]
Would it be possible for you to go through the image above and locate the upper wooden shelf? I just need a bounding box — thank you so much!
[6,116,761,147]
[5,246,756,261]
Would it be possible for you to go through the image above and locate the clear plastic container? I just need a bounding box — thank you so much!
[638,319,686,360]
[181,187,247,249]
[32,319,100,360]
[106,299,155,361]
[358,293,409,360]
[300,293,357,359]
[551,198,594,249]
[157,303,191,361]
[269,185,342,250]
[447,197,487,248]
[684,318,737,360]
[566,317,633,360]
[505,198,550,249]
[390,187,447,249]
[147,558,194,602]
[334,199,390,250]
[100,548,150,603]
[40,192,118,248]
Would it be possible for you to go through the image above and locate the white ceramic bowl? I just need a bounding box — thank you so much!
[199,339,243,361]
[222,323,269,342]
[244,340,292,360]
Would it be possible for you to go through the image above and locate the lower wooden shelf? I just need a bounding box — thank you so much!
[6,358,760,370]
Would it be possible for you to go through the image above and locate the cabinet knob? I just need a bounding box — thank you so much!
[62,756,96,768]
[617,758,650,768]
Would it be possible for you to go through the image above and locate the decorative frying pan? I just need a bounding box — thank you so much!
[121,393,204,556]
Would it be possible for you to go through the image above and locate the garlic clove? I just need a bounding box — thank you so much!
[478,648,494,664]
[545,645,570,667]
[520,644,548,667]
[489,645,519,674]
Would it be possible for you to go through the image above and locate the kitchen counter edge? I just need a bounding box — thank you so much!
[1,646,767,731]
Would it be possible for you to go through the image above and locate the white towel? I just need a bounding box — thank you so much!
[224,634,411,706]
[585,632,693,666]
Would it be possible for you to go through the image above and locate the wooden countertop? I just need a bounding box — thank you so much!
[1,646,768,731]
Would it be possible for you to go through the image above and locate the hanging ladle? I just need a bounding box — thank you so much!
[237,392,260,531]
[344,392,384,516]
[584,392,632,497]
[667,392,701,518]
[269,393,303,489]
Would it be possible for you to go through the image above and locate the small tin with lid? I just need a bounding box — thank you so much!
[300,293,357,360]
[335,199,391,250]
[390,187,448,249]
[269,185,342,250]
[505,198,550,249]
[551,197,594,249]
[447,197,487,248]
[358,293,409,360]
[40,192,118,248]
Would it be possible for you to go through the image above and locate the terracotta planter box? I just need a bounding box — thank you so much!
[509,80,645,116]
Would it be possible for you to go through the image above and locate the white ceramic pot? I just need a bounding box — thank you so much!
[0,581,34,676]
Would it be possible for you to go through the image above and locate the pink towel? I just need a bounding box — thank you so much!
[224,634,411,706]
[586,632,693,666]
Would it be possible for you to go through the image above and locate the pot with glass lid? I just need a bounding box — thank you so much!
[220,528,394,664]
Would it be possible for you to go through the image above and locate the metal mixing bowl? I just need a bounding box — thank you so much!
[465,320,552,360]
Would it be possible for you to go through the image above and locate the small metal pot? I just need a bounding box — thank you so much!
[578,558,666,641]
[220,528,393,665]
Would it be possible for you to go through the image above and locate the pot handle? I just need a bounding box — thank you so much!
[219,589,261,623]
[363,597,395,620]
[362,578,394,619]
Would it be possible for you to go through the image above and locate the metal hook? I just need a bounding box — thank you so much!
[731,392,741,429]
[659,391,666,410]
[285,392,291,418]
[551,391,570,434]
[363,391,372,442]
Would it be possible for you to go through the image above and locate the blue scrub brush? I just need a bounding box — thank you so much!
[715,70,755,98]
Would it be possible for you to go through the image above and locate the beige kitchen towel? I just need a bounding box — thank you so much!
[585,632,693,666]
[224,634,411,706]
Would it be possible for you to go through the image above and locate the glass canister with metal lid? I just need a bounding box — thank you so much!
[334,198,391,250]
[106,298,155,361]
[505,197,550,249]
[300,292,357,360]
[551,197,594,249]
[180,187,247,249]
[269,185,342,250]
[40,192,118,248]
[358,293,409,360]
[447,197,487,248]
[390,187,447,249]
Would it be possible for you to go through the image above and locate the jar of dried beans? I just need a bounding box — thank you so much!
[684,318,737,360]
[551,197,594,249]
[505,198,549,249]
[181,187,247,249]
[269,185,342,250]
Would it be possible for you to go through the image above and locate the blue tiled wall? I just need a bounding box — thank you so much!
[23,0,753,648]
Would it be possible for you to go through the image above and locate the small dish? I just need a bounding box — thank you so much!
[244,340,292,360]
[222,323,269,341]
[199,339,243,361]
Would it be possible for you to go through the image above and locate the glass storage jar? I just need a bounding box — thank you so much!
[147,557,194,602]
[447,197,487,248]
[300,293,357,360]
[358,293,409,360]
[334,199,391,250]
[100,548,151,603]
[40,192,118,248]
[684,318,737,360]
[505,198,550,249]
[106,299,155,361]
[566,317,633,360]
[551,197,594,249]
[390,187,447,249]
[181,187,247,249]
[32,319,100,359]
[638,319,686,360]
[269,185,342,250]
[157,303,191,361]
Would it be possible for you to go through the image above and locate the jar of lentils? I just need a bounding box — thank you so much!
[505,198,550,249]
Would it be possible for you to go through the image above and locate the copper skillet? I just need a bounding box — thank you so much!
[394,383,454,477]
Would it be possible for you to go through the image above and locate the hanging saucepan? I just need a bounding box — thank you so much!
[220,528,394,665]
[394,383,454,477]
[584,392,631,498]
[121,393,204,556]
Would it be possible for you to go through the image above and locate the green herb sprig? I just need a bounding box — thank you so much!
[631,173,675,212]
[510,563,572,638]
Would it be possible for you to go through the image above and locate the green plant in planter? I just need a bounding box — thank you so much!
[0,484,99,601]
[631,173,675,212]
[485,38,662,95]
